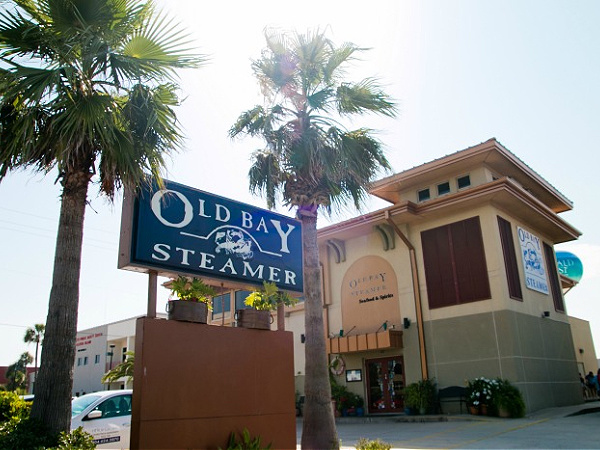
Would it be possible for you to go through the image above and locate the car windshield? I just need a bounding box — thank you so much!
[71,394,102,417]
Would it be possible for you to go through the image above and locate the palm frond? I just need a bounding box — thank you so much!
[323,41,361,83]
[0,5,49,58]
[233,28,396,214]
[248,150,282,209]
[336,78,397,117]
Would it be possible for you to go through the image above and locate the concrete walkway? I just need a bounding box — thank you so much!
[296,401,600,449]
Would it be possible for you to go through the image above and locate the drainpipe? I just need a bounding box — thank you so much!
[320,262,331,339]
[384,211,429,380]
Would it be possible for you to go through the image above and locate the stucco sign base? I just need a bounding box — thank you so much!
[131,317,296,450]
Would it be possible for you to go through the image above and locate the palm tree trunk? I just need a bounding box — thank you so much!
[30,169,90,434]
[33,341,39,393]
[300,212,338,450]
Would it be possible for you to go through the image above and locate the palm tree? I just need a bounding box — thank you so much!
[23,323,45,392]
[102,351,135,386]
[5,352,33,392]
[0,0,203,434]
[230,29,397,450]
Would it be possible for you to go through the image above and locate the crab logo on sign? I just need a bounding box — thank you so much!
[215,229,254,260]
[121,179,303,292]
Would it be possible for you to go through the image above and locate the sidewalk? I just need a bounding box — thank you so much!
[296,401,600,449]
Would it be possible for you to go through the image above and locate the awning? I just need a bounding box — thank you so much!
[326,330,403,354]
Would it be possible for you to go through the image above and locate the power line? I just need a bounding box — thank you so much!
[0,223,118,248]
[0,323,29,329]
[0,205,118,235]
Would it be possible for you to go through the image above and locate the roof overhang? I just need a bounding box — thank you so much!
[326,330,403,354]
[369,139,573,213]
[319,177,581,244]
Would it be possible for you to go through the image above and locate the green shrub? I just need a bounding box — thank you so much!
[330,378,364,413]
[0,413,96,450]
[403,378,436,412]
[0,417,56,450]
[0,392,30,423]
[493,379,525,418]
[49,427,96,450]
[221,428,272,450]
[356,437,392,450]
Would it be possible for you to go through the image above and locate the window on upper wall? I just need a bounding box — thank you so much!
[497,216,523,300]
[212,293,232,317]
[437,181,450,196]
[543,243,565,312]
[457,175,471,189]
[417,188,430,202]
[234,290,253,311]
[421,216,491,309]
[95,354,100,364]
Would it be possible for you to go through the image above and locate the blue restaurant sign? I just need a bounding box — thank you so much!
[119,179,303,292]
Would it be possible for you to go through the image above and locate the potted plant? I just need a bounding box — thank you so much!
[493,379,525,418]
[404,379,436,415]
[167,276,216,323]
[355,395,365,417]
[465,377,498,415]
[237,281,297,329]
[403,383,419,415]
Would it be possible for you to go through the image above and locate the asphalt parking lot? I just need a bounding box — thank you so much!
[296,402,600,449]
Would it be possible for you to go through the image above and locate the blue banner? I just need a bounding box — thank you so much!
[130,179,304,292]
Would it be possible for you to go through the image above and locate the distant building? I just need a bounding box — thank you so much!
[0,366,36,393]
[570,316,599,375]
[72,314,165,395]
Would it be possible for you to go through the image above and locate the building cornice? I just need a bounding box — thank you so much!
[318,177,580,244]
[369,139,573,213]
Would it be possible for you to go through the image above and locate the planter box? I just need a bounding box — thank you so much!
[167,300,208,323]
[236,309,273,330]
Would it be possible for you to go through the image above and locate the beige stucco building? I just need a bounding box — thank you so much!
[287,138,588,414]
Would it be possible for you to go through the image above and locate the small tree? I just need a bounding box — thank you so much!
[23,324,45,392]
[5,353,33,392]
[102,351,135,386]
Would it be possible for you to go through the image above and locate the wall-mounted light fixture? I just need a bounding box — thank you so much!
[301,334,306,344]
[403,317,411,329]
[376,321,389,332]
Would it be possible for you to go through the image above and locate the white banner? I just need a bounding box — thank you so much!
[517,227,549,295]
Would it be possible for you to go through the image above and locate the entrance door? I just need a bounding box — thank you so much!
[366,356,405,413]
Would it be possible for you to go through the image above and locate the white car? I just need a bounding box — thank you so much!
[71,389,132,449]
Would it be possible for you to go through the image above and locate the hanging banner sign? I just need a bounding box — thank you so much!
[119,179,303,292]
[517,226,548,295]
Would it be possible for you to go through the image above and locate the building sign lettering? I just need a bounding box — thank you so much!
[341,257,400,334]
[76,332,103,347]
[120,179,303,292]
[349,272,390,302]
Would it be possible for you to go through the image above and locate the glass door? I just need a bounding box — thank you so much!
[366,356,405,413]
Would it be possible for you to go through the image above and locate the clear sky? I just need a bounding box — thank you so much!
[1,0,599,367]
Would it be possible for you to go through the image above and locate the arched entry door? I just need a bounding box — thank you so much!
[366,356,405,413]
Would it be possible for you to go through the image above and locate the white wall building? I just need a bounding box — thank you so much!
[73,314,165,395]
